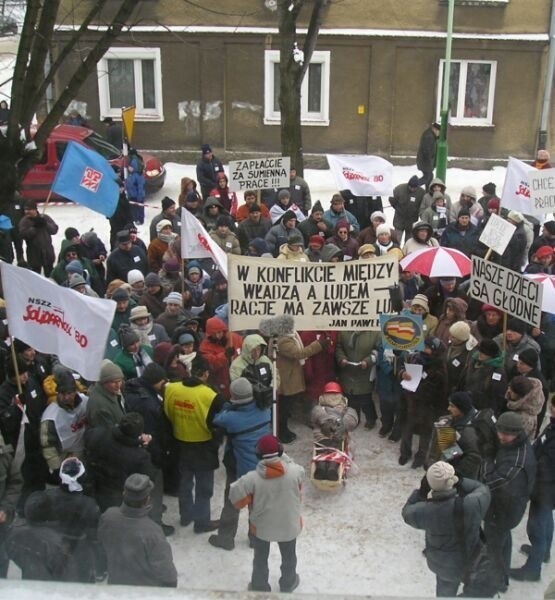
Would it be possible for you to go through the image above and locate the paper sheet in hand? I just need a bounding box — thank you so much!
[400,364,423,392]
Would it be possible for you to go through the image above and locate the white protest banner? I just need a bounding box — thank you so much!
[500,156,537,214]
[469,256,543,328]
[326,154,394,196]
[478,213,516,256]
[181,209,228,279]
[228,156,290,192]
[527,168,555,215]
[0,262,116,381]
[227,255,398,332]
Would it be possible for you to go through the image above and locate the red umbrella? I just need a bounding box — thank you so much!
[400,247,472,278]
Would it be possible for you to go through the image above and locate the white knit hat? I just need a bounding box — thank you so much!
[127,269,145,285]
[449,321,470,342]
[426,461,459,492]
[376,224,390,236]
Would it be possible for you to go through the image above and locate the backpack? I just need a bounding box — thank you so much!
[470,408,498,461]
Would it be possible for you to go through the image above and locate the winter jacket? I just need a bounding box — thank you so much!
[451,200,483,226]
[19,213,58,270]
[322,207,360,233]
[424,283,469,320]
[311,392,358,444]
[265,222,304,256]
[277,243,310,261]
[129,320,169,348]
[202,197,232,231]
[199,317,243,396]
[505,377,544,439]
[229,453,304,542]
[288,175,311,213]
[155,308,192,339]
[213,401,271,477]
[229,334,278,388]
[419,203,451,238]
[336,331,381,395]
[99,503,177,587]
[209,229,241,255]
[416,128,438,173]
[106,246,148,284]
[464,352,507,414]
[237,217,272,253]
[0,431,22,526]
[440,222,480,257]
[235,202,271,224]
[470,313,503,342]
[499,221,527,272]
[86,383,126,430]
[482,431,537,530]
[402,222,439,256]
[298,330,339,401]
[196,155,224,199]
[113,345,154,380]
[493,332,540,374]
[389,182,425,230]
[51,240,102,295]
[446,338,477,394]
[326,232,359,260]
[435,298,470,347]
[163,376,223,471]
[139,286,167,319]
[209,181,238,216]
[419,179,453,215]
[147,238,170,273]
[275,333,324,396]
[531,418,555,507]
[149,211,180,242]
[402,478,491,582]
[298,215,334,246]
[443,408,482,480]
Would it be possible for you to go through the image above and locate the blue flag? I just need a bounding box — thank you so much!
[51,141,119,217]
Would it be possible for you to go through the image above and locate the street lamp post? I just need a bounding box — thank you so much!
[436,0,455,183]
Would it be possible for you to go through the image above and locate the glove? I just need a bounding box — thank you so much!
[369,349,378,364]
[225,346,235,359]
[419,474,431,498]
[319,336,331,351]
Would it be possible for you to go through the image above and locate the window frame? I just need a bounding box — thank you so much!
[97,47,164,121]
[436,59,497,127]
[264,49,330,126]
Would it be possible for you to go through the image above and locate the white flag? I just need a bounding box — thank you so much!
[181,210,228,279]
[326,154,394,196]
[1,262,116,381]
[500,156,537,214]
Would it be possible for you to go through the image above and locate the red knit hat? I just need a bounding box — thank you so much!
[487,198,500,210]
[256,434,283,458]
[309,235,325,248]
[481,304,502,315]
[535,245,554,259]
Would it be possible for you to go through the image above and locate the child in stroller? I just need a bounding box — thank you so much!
[311,381,358,482]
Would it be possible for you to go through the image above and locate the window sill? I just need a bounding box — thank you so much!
[439,0,509,6]
[104,112,164,122]
[448,123,496,129]
[264,118,330,127]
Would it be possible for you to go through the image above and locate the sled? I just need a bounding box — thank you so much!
[310,438,352,491]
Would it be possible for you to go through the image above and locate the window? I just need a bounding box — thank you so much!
[437,59,496,126]
[97,47,163,121]
[264,50,330,126]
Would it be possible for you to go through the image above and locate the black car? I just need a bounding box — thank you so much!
[0,15,18,36]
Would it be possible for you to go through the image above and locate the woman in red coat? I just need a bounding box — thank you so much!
[209,173,238,218]
[299,330,339,411]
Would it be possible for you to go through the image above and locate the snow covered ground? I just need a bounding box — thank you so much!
[6,161,551,598]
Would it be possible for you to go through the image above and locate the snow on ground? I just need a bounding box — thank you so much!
[10,162,553,598]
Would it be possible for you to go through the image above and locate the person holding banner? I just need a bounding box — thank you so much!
[494,318,540,375]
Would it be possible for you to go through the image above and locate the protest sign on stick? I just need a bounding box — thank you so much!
[478,213,516,256]
[228,157,290,192]
[528,168,555,215]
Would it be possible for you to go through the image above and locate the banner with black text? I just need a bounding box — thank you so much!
[228,255,398,331]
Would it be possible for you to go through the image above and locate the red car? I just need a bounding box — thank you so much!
[20,124,166,201]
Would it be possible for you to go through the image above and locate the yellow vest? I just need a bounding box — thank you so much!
[164,382,216,442]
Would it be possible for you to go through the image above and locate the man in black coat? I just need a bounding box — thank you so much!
[482,412,537,592]
[106,229,148,284]
[510,395,555,581]
[196,144,224,200]
[403,460,491,597]
[416,122,440,189]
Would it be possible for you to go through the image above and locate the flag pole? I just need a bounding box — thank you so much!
[8,337,23,395]
[41,190,53,215]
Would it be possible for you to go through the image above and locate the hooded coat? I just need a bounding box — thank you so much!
[463,352,507,414]
[229,334,278,388]
[435,297,470,346]
[229,453,304,542]
[505,377,544,439]
[419,178,453,215]
[402,222,439,255]
[389,182,425,230]
[311,392,358,444]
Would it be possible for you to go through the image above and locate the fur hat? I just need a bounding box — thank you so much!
[460,186,477,200]
[509,375,534,397]
[411,294,429,312]
[507,210,524,224]
[156,219,173,233]
[161,196,176,211]
[449,321,471,342]
[517,348,538,368]
[123,473,154,503]
[230,377,254,405]
[426,461,458,492]
[164,292,183,306]
[376,224,390,237]
[449,391,473,414]
[112,287,130,302]
[478,338,500,357]
[127,269,145,286]
[144,272,162,287]
[140,362,167,387]
[496,411,525,434]
[98,359,124,383]
[256,434,283,459]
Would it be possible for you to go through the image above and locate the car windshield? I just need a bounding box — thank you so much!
[84,131,121,160]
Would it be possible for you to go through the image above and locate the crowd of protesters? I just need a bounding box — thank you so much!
[0,143,553,596]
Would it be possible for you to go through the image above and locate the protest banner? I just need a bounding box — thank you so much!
[528,168,555,215]
[500,156,536,214]
[326,154,394,197]
[0,262,116,380]
[228,156,290,192]
[228,255,398,331]
[478,213,516,256]
[51,141,119,217]
[380,313,424,351]
[181,209,228,279]
[469,256,543,328]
